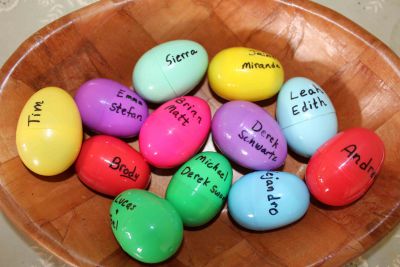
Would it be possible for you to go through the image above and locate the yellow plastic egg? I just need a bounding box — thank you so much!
[16,87,83,176]
[208,47,284,101]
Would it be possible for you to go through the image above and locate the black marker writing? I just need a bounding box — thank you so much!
[341,144,377,179]
[27,100,44,126]
[109,156,140,181]
[166,49,198,66]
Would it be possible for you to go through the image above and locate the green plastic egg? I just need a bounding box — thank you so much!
[110,189,183,263]
[166,151,233,227]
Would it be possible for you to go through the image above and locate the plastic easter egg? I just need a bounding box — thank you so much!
[16,87,82,176]
[166,151,232,227]
[228,171,310,231]
[74,78,148,138]
[139,96,211,168]
[75,135,150,196]
[276,77,338,157]
[208,47,284,101]
[212,101,287,170]
[305,128,385,206]
[110,189,183,263]
[133,40,208,103]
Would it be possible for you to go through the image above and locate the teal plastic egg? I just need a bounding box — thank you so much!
[228,171,310,231]
[133,40,208,103]
[276,77,338,157]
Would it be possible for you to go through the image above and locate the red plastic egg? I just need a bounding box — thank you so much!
[305,128,385,206]
[75,135,151,196]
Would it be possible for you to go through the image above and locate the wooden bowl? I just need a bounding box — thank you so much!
[1,0,400,266]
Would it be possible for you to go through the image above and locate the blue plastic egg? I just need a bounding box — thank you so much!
[228,171,309,231]
[276,77,338,157]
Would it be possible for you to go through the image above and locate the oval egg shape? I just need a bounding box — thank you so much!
[133,40,208,103]
[305,127,385,206]
[212,101,287,170]
[110,189,183,264]
[139,96,211,168]
[166,151,233,227]
[228,171,310,231]
[16,87,82,176]
[276,77,338,157]
[75,78,148,138]
[208,47,284,101]
[75,135,151,196]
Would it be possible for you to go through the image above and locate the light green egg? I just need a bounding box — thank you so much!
[166,151,233,227]
[133,40,208,103]
[110,189,183,264]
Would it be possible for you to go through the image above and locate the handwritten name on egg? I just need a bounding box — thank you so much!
[16,87,82,176]
[110,196,138,231]
[341,144,378,178]
[109,88,145,120]
[306,128,385,206]
[27,100,44,126]
[139,96,211,168]
[212,101,287,170]
[208,47,284,101]
[227,171,309,231]
[133,40,208,103]
[238,120,281,162]
[166,49,198,66]
[113,195,137,212]
[195,154,230,182]
[177,154,231,200]
[289,84,328,115]
[163,97,203,126]
[177,167,226,200]
[108,156,140,181]
[75,78,148,138]
[110,190,183,263]
[276,77,338,158]
[75,135,150,196]
[261,172,281,216]
[248,49,274,57]
[241,61,281,70]
[166,152,232,227]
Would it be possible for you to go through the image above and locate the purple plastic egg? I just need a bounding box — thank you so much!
[212,101,287,170]
[75,78,148,138]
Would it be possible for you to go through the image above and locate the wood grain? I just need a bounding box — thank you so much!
[1,0,400,266]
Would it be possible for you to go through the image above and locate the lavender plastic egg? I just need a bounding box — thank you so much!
[75,78,148,138]
[212,101,287,170]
